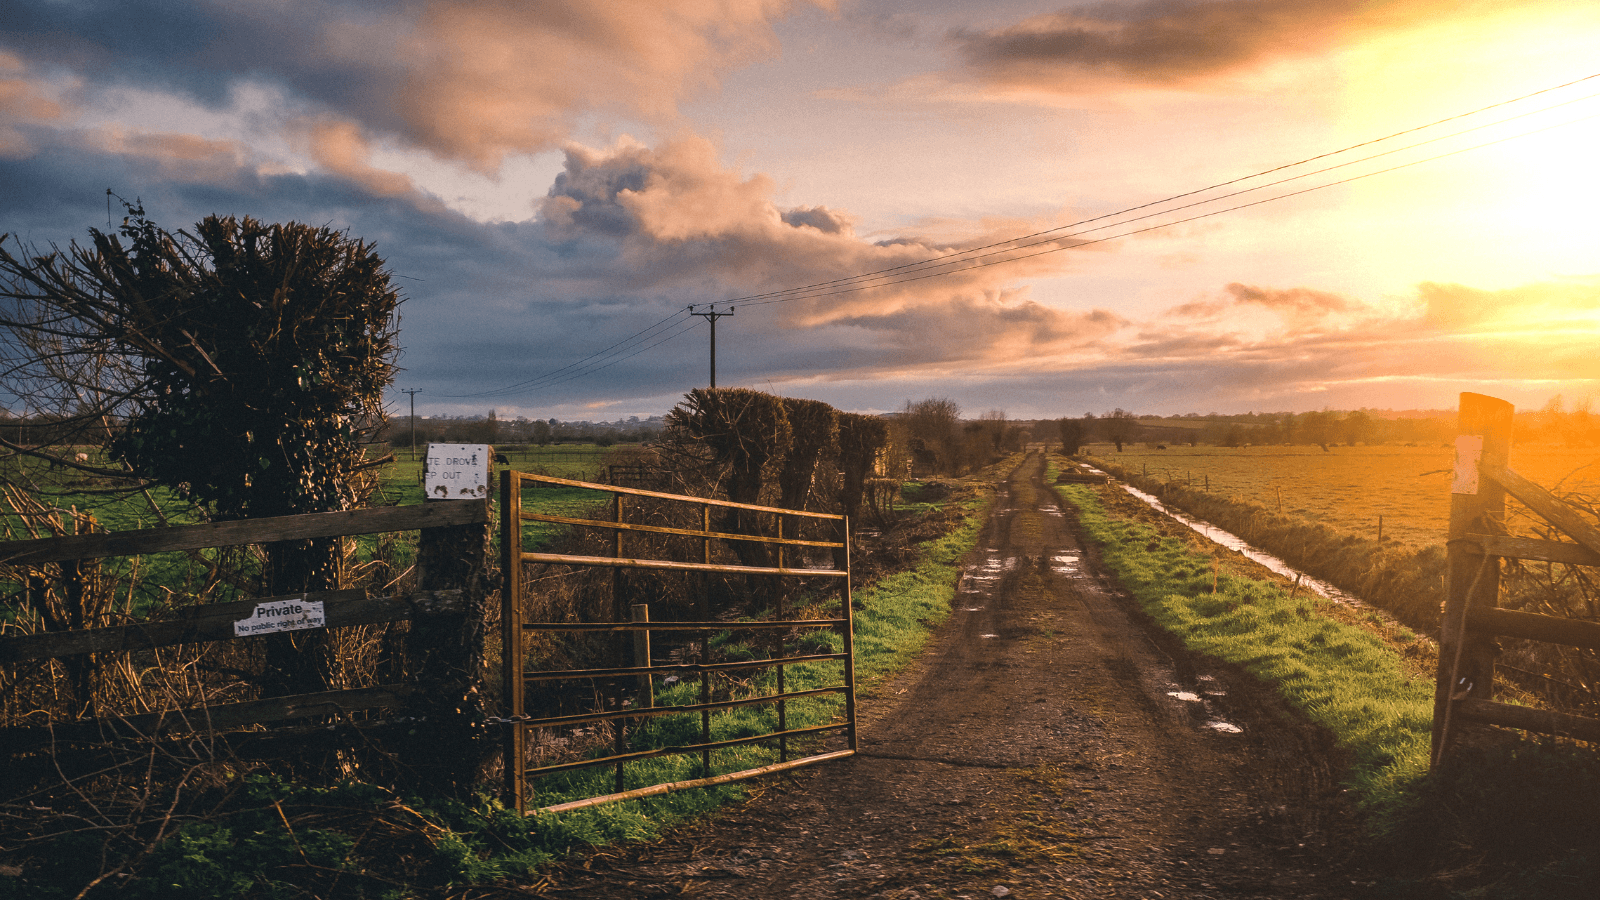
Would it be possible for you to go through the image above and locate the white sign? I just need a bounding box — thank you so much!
[1452,434,1484,495]
[425,443,490,499]
[234,597,326,637]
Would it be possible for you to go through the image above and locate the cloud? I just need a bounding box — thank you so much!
[82,128,249,184]
[298,115,420,200]
[1417,278,1600,329]
[0,51,67,158]
[828,298,1127,371]
[531,134,1101,345]
[947,0,1507,93]
[1117,274,1600,413]
[780,206,854,236]
[391,0,836,167]
[1224,282,1353,315]
[1,1,835,170]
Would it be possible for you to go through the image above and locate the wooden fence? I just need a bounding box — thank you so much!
[501,470,857,814]
[1,500,490,786]
[1432,392,1600,765]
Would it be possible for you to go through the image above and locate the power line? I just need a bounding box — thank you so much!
[727,107,1600,308]
[436,308,695,398]
[433,69,1600,402]
[725,102,1600,309]
[714,75,1600,309]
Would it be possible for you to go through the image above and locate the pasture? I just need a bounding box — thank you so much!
[1084,441,1600,551]
[0,443,631,623]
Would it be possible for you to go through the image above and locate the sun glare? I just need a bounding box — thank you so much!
[1329,4,1600,288]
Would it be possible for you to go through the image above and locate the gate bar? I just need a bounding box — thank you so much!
[537,749,856,816]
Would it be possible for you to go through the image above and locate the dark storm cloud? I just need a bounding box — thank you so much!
[1224,282,1352,315]
[948,0,1496,91]
[0,0,227,99]
[830,299,1125,368]
[780,206,854,235]
[3,1,836,169]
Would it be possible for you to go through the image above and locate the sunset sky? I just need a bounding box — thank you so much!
[2,0,1598,421]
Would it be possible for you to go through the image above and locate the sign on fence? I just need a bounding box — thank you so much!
[425,444,490,499]
[233,597,326,637]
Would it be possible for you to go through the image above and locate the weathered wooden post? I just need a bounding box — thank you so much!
[403,444,493,795]
[1432,393,1512,767]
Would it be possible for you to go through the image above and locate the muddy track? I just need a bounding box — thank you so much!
[541,453,1371,898]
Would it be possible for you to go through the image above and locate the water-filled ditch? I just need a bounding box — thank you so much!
[1078,466,1365,608]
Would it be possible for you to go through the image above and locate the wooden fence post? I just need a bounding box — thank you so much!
[402,493,493,795]
[1432,392,1513,767]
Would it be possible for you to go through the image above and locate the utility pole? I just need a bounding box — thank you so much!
[401,389,422,460]
[689,305,734,389]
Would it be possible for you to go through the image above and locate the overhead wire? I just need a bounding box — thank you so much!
[718,77,1600,308]
[726,107,1600,307]
[437,308,695,398]
[728,99,1600,307]
[438,70,1600,401]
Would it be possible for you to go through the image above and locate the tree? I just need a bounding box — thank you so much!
[776,397,837,513]
[2,207,399,524]
[665,388,790,507]
[901,397,961,475]
[836,412,887,525]
[1299,409,1336,451]
[1101,408,1138,452]
[664,387,791,578]
[1,207,401,693]
[529,419,553,446]
[1057,417,1088,456]
[978,409,1008,454]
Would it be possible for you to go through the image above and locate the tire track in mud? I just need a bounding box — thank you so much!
[541,453,1367,899]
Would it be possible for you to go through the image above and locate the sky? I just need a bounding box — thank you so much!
[2,0,1598,422]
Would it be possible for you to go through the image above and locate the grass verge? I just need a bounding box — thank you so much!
[1053,471,1600,899]
[1085,454,1447,634]
[1053,478,1434,807]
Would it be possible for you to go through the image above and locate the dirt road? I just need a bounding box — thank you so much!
[544,453,1370,898]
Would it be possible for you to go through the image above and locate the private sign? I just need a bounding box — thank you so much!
[425,443,490,499]
[234,597,326,637]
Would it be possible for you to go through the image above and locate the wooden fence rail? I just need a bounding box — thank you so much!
[1432,392,1600,764]
[1,500,489,785]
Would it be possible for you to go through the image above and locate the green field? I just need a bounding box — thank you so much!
[0,444,629,622]
[374,443,622,505]
[1083,442,1600,551]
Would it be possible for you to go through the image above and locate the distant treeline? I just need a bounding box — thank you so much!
[374,412,666,449]
[1048,398,1600,451]
[8,398,1592,456]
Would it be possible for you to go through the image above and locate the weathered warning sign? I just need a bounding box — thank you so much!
[234,597,326,637]
[425,443,490,499]
[1452,434,1484,495]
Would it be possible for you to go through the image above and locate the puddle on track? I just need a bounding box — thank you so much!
[961,552,1017,591]
[1166,685,1245,734]
[1050,551,1082,576]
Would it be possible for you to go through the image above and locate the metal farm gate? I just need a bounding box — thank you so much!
[499,471,857,814]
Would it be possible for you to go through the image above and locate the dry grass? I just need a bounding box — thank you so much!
[1089,442,1600,552]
